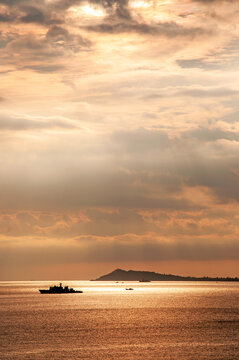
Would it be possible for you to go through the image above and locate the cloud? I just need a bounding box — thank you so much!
[0,127,239,213]
[222,110,239,123]
[0,25,91,72]
[0,114,78,131]
[192,0,238,3]
[0,0,236,76]
[0,1,61,25]
[85,20,207,37]
[142,86,239,100]
[46,25,90,48]
[22,64,65,73]
[20,5,49,24]
[9,26,90,55]
[182,127,239,142]
[0,13,13,22]
[180,87,239,98]
[0,234,239,272]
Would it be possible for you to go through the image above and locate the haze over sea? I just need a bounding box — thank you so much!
[1,281,238,360]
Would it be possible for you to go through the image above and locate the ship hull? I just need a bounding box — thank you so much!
[39,290,83,294]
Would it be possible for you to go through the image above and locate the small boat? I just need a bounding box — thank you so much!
[39,283,83,294]
[125,287,134,290]
[139,279,151,282]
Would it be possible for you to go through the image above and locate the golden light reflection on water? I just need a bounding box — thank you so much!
[1,280,233,303]
[1,280,239,360]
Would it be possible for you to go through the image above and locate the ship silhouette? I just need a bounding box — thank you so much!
[39,283,83,294]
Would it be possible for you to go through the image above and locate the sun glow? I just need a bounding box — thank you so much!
[70,4,105,18]
[130,0,171,9]
[130,0,151,9]
[82,5,105,17]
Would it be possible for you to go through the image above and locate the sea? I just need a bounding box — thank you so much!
[0,281,238,360]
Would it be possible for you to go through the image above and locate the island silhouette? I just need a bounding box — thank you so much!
[92,268,239,282]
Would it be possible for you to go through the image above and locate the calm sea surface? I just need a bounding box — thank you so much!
[0,281,238,360]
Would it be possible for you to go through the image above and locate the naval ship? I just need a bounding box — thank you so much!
[39,283,83,294]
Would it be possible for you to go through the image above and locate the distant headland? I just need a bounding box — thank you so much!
[92,268,239,282]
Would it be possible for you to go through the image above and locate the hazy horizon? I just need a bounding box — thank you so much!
[2,262,239,281]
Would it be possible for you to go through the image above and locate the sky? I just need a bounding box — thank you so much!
[0,0,239,280]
